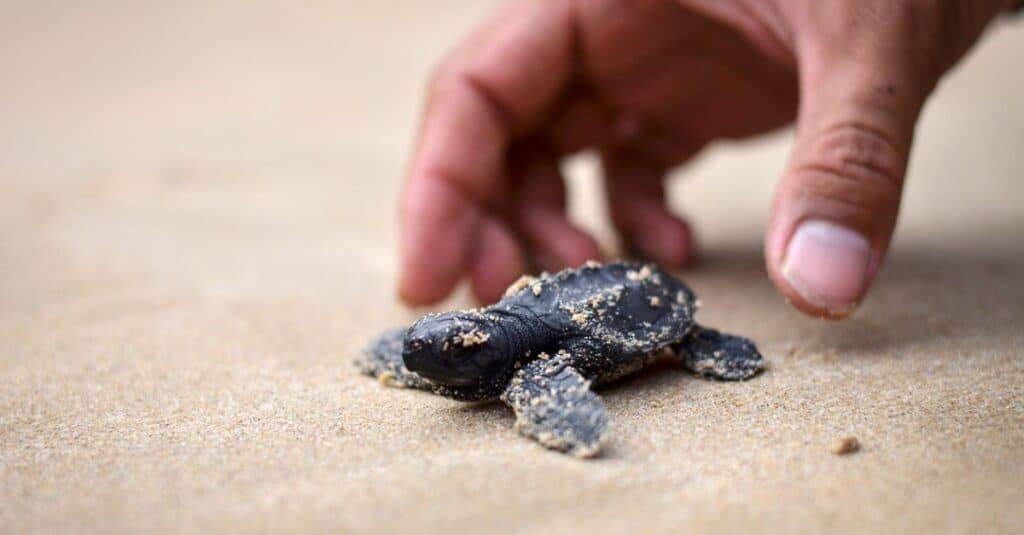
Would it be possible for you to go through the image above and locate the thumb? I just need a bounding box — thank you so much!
[766,38,933,318]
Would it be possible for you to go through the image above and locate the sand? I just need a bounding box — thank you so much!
[1,2,1022,534]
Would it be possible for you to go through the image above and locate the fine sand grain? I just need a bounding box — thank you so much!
[1,3,1022,534]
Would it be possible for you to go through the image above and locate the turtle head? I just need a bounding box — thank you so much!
[402,311,515,399]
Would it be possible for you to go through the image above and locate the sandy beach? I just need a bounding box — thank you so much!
[2,2,1022,533]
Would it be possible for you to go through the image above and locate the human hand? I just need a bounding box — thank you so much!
[397,0,1013,317]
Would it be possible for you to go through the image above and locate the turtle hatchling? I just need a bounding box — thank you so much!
[357,261,764,457]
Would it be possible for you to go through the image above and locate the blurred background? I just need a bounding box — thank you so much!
[2,2,1022,533]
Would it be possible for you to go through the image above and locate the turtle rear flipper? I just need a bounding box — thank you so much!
[356,326,433,391]
[500,353,608,458]
[675,325,764,381]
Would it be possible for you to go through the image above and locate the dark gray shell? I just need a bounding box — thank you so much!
[497,262,697,379]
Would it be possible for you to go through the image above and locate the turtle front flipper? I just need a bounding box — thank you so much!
[675,325,764,381]
[500,353,608,458]
[356,326,433,391]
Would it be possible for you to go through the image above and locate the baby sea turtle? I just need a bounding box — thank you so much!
[357,261,763,457]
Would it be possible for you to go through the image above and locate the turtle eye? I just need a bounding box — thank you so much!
[408,337,427,352]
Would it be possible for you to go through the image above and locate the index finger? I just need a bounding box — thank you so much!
[398,0,578,305]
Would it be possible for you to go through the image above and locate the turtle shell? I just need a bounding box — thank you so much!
[500,261,697,377]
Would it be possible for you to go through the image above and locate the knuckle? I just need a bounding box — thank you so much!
[817,123,905,185]
[793,123,906,220]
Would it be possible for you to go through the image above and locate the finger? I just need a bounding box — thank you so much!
[543,94,615,155]
[766,18,935,318]
[399,176,483,305]
[398,1,576,305]
[470,215,528,304]
[511,148,602,272]
[602,146,696,267]
[397,74,504,305]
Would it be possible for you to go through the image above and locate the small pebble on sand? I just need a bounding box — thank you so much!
[832,436,860,455]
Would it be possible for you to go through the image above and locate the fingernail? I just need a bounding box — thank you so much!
[781,220,871,314]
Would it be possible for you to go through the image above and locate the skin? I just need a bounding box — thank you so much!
[397,0,1015,318]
